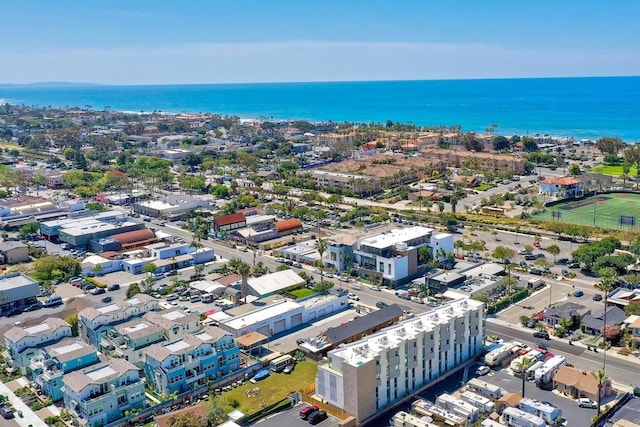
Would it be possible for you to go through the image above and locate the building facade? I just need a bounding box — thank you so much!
[62,359,146,427]
[315,298,484,422]
[0,272,40,313]
[144,327,240,395]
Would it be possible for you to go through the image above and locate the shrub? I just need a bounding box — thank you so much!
[83,276,105,288]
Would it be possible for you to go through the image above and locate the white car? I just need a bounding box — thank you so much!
[475,366,490,376]
[347,293,360,301]
[577,398,597,409]
[512,341,532,352]
[371,285,381,291]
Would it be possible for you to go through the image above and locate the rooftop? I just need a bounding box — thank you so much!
[5,318,70,343]
[223,299,302,330]
[358,226,433,250]
[0,272,39,291]
[247,269,305,296]
[63,359,139,393]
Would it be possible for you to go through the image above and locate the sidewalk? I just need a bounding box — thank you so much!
[0,380,47,427]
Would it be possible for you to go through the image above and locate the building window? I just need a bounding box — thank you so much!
[379,262,384,273]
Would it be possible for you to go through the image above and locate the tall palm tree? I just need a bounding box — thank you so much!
[515,357,534,398]
[316,238,328,283]
[593,369,607,415]
[228,258,252,300]
[596,267,617,370]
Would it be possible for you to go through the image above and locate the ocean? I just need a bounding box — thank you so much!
[1,76,639,141]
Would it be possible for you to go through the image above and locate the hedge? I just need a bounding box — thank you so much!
[487,288,530,315]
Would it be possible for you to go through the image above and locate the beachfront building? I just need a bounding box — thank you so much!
[315,298,484,423]
[144,327,240,395]
[62,359,145,427]
[78,294,159,350]
[30,338,100,401]
[538,177,584,199]
[354,226,454,287]
[4,318,73,375]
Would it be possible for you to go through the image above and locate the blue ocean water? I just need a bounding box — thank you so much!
[1,76,639,141]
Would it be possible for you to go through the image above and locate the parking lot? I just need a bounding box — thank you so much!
[254,403,339,427]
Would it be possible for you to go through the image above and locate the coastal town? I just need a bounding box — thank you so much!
[2,104,640,427]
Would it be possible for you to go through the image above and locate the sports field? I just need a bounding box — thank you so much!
[534,192,640,229]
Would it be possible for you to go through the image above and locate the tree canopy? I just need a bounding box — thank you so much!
[571,237,621,271]
[595,137,625,155]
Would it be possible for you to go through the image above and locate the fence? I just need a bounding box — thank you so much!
[300,384,351,421]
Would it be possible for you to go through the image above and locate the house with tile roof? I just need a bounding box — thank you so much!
[538,176,584,199]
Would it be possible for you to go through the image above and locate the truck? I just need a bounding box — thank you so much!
[527,278,545,290]
[534,355,566,385]
[395,290,410,300]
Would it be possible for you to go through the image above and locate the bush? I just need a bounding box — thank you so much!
[619,347,631,356]
[83,276,105,288]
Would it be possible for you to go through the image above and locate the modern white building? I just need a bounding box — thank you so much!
[315,298,484,422]
[246,269,305,297]
[354,226,454,287]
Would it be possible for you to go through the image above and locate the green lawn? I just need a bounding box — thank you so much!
[475,183,494,191]
[209,360,317,415]
[534,193,640,229]
[590,164,639,176]
[289,288,315,299]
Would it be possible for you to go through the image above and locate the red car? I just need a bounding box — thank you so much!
[300,405,319,420]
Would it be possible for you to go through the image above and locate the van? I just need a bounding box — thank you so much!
[201,293,214,303]
[190,295,201,303]
[43,296,63,307]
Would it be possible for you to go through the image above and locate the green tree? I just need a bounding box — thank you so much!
[492,135,510,151]
[228,258,251,298]
[168,412,207,427]
[546,244,561,263]
[65,312,78,336]
[514,357,534,398]
[316,238,328,282]
[143,263,158,274]
[568,164,581,176]
[519,315,530,325]
[595,137,625,155]
[492,246,516,295]
[126,283,141,299]
[19,222,39,237]
[313,280,334,294]
[596,267,617,371]
[593,369,607,415]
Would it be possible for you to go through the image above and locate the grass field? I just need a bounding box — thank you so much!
[590,164,639,176]
[534,192,640,230]
[208,360,317,415]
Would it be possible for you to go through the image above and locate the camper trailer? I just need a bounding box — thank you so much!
[460,391,496,414]
[534,355,566,386]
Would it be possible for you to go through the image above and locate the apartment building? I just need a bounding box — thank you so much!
[315,298,484,422]
[305,170,382,195]
[144,326,240,395]
[62,359,145,427]
[143,308,201,340]
[4,318,73,374]
[30,338,100,401]
[78,294,159,350]
[354,226,454,287]
[100,319,165,367]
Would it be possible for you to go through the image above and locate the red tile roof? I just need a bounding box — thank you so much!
[276,218,302,232]
[112,228,156,244]
[540,177,581,185]
[214,212,246,226]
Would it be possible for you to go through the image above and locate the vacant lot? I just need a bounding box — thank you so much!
[209,360,317,415]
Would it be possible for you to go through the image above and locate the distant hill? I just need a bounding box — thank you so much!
[0,82,105,88]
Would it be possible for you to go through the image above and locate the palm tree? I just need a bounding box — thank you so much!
[228,258,252,300]
[515,357,534,398]
[596,267,617,371]
[592,369,607,415]
[316,238,328,283]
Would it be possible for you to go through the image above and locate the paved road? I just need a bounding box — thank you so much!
[486,320,640,388]
[254,403,339,427]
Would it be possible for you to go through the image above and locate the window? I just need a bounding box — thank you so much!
[379,262,384,273]
[388,264,391,274]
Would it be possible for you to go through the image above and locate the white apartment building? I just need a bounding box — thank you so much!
[315,298,484,422]
[354,226,454,287]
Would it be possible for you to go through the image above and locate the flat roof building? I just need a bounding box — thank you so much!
[315,298,484,423]
[0,272,40,313]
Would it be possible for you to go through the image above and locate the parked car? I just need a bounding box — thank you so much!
[573,290,584,297]
[23,302,43,312]
[530,268,542,275]
[165,270,178,277]
[347,293,360,301]
[568,262,580,269]
[300,405,320,420]
[526,318,539,328]
[190,273,204,280]
[101,296,112,303]
[107,284,120,291]
[308,410,328,425]
[371,285,381,291]
[475,365,490,376]
[533,331,550,340]
[283,364,295,374]
[376,301,389,309]
[292,262,302,268]
[0,406,14,419]
[593,294,603,301]
[524,254,537,260]
[91,288,106,295]
[518,249,530,255]
[578,398,598,409]
[557,258,569,265]
[5,308,23,317]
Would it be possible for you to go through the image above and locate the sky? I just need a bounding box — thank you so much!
[1,0,639,85]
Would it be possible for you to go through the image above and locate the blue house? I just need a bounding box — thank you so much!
[144,326,240,395]
[30,338,100,401]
